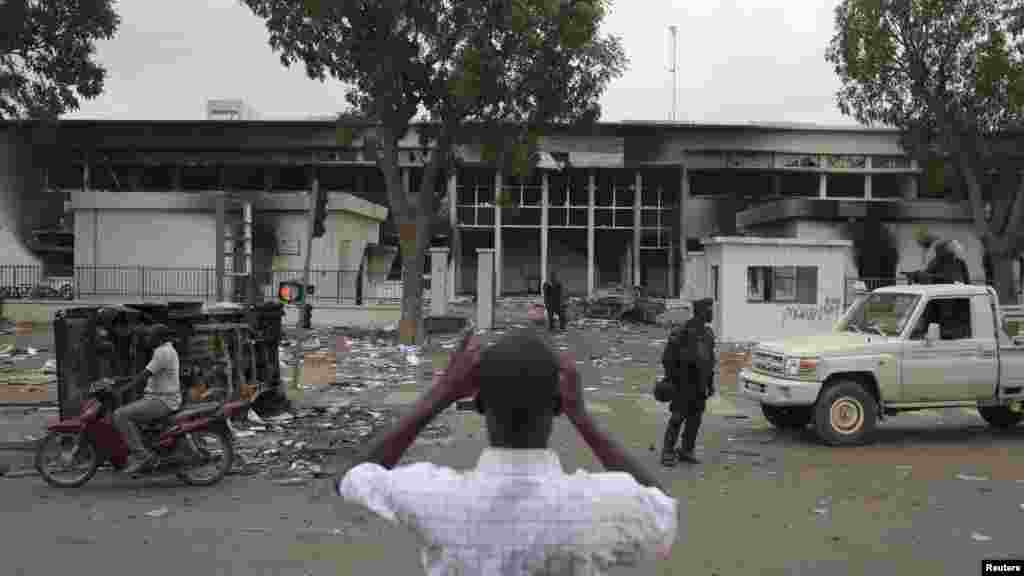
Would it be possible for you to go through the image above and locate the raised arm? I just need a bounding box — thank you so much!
[558,354,667,495]
[355,332,481,470]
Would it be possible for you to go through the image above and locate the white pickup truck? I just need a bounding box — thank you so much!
[739,283,1024,445]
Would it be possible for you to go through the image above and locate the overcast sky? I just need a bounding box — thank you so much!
[65,0,856,126]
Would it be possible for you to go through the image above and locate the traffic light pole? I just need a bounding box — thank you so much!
[298,172,317,330]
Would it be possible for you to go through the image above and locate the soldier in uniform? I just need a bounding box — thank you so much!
[660,298,716,467]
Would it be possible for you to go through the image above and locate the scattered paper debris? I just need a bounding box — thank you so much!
[970,531,992,542]
[956,473,989,482]
[145,506,170,518]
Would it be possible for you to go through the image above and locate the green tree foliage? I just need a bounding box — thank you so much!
[0,0,120,119]
[826,0,1024,302]
[245,0,627,342]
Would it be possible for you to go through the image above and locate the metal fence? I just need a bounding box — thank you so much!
[0,264,400,305]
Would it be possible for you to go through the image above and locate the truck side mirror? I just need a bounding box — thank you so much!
[925,322,941,343]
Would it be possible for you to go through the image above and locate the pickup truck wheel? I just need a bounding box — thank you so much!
[761,404,812,429]
[977,406,1024,429]
[813,380,877,446]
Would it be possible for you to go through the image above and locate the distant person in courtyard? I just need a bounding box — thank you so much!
[113,324,181,474]
[543,273,567,330]
[336,330,678,574]
[660,298,716,467]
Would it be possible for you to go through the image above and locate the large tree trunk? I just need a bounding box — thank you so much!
[398,214,431,345]
[986,238,1019,305]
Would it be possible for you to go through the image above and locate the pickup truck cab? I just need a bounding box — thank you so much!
[739,283,1024,445]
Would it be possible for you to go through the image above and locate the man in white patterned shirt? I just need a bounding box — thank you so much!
[337,330,678,575]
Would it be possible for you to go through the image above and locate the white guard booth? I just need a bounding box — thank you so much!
[702,236,854,344]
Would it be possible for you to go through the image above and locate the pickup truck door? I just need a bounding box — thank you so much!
[901,297,975,401]
[967,293,1000,400]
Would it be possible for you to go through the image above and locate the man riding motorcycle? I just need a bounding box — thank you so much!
[112,323,181,474]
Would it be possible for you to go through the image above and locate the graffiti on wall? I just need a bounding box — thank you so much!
[782,296,843,327]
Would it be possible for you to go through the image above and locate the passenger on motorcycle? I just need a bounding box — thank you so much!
[112,323,181,474]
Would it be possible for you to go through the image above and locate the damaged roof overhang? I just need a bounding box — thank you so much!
[736,198,976,229]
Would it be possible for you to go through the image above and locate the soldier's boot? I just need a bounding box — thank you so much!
[661,415,683,468]
[678,410,704,464]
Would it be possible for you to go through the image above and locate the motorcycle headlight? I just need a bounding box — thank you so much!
[785,357,819,379]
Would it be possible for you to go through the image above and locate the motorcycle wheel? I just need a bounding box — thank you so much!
[35,432,100,488]
[176,429,234,486]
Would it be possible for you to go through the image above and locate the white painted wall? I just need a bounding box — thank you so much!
[268,210,381,302]
[705,237,852,344]
[73,209,217,297]
[71,191,386,301]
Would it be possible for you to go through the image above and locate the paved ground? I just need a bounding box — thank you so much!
[2,309,1024,575]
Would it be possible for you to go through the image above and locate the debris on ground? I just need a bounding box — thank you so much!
[955,473,989,482]
[584,286,628,320]
[145,506,170,519]
[813,497,832,518]
[970,531,992,542]
[230,403,399,481]
[2,468,41,479]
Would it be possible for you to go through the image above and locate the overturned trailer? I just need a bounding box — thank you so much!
[53,301,285,420]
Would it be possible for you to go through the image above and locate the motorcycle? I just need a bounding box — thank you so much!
[35,378,249,488]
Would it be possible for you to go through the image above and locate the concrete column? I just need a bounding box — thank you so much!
[494,171,503,298]
[668,243,676,299]
[679,159,690,299]
[819,171,828,198]
[215,193,226,301]
[429,247,449,316]
[541,171,549,291]
[904,159,919,200]
[243,201,254,303]
[447,172,459,301]
[400,167,411,288]
[864,156,873,199]
[587,170,596,297]
[633,171,642,288]
[476,248,496,330]
[772,173,782,197]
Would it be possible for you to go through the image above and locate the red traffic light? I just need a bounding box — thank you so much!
[278,281,304,304]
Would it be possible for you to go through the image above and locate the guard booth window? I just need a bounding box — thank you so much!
[747,266,818,304]
[909,298,972,340]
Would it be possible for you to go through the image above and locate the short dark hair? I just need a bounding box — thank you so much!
[478,330,559,443]
[149,324,173,345]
